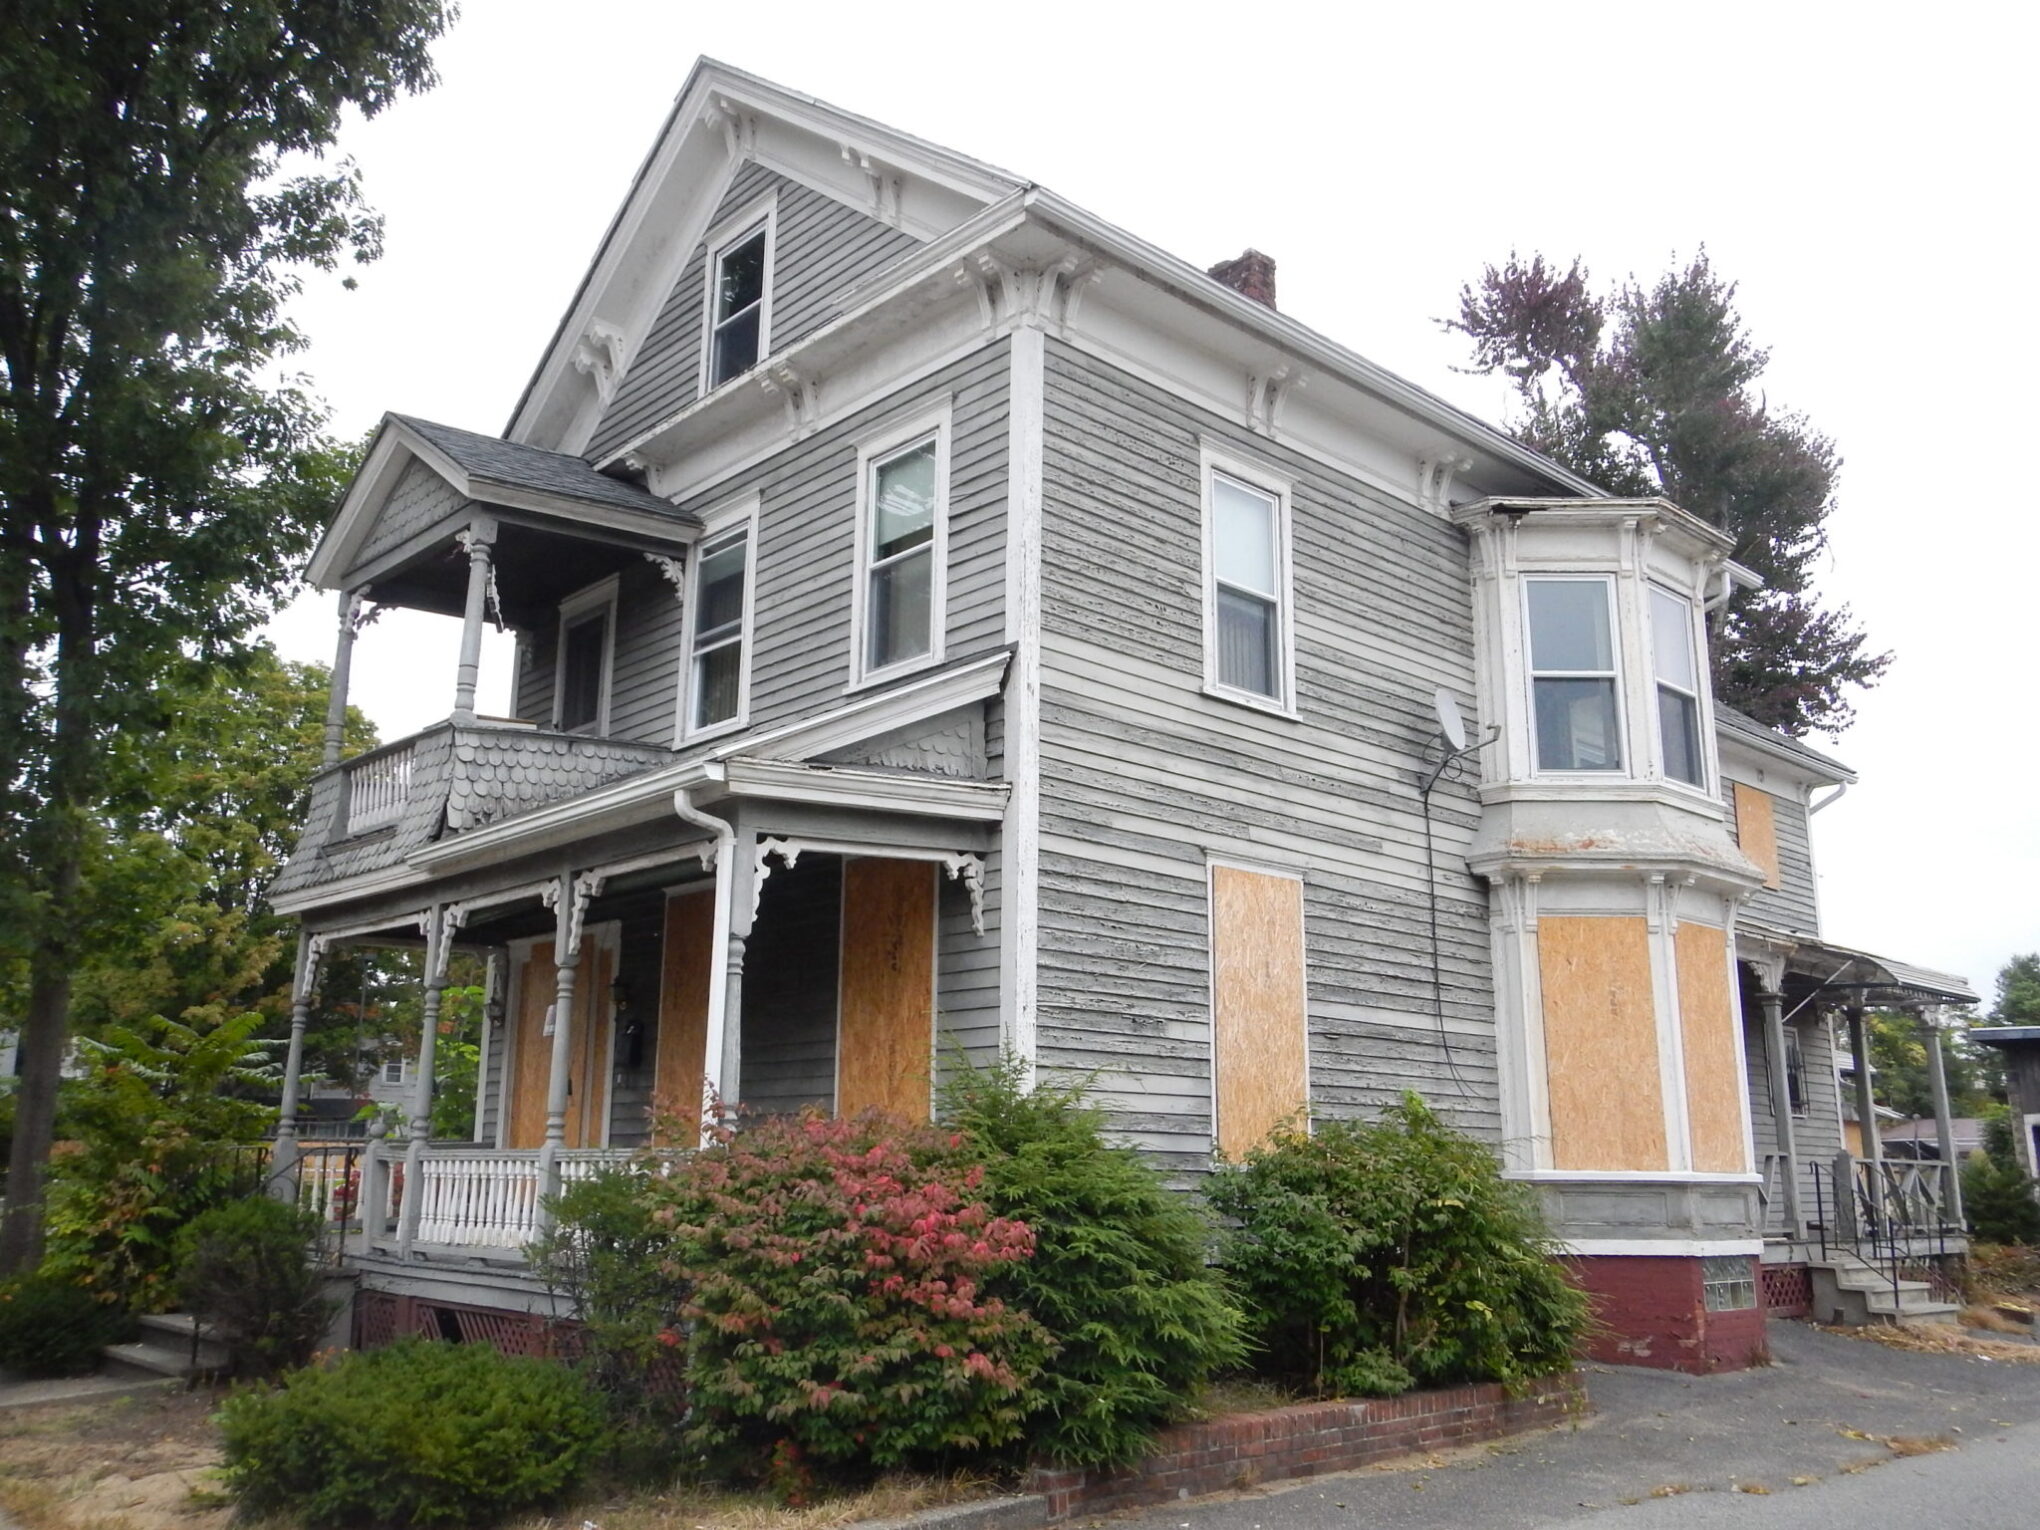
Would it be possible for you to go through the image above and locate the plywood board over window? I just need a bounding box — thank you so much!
[651,889,715,1143]
[836,858,936,1122]
[1732,783,1782,890]
[1676,921,1749,1173]
[1210,865,1308,1157]
[1537,916,1667,1172]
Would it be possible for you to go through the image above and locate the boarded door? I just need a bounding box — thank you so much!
[1211,865,1309,1157]
[652,889,715,1142]
[503,939,614,1149]
[1538,916,1667,1171]
[836,858,936,1122]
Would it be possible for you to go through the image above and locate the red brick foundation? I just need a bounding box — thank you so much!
[1024,1375,1581,1522]
[1568,1255,1767,1374]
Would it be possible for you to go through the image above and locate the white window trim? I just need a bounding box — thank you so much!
[1199,443,1298,718]
[1645,581,1715,797]
[1522,573,1629,777]
[847,401,951,692]
[553,573,620,736]
[675,492,760,746]
[696,192,778,398]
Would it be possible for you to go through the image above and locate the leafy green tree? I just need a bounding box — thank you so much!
[1992,955,2040,1027]
[1447,251,1889,736]
[1866,1010,1988,1122]
[0,1,450,1271]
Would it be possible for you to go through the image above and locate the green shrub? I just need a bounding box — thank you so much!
[177,1196,330,1377]
[216,1338,607,1528]
[1964,1153,2040,1245]
[941,1059,1247,1467]
[645,1109,1052,1480]
[0,1272,134,1378]
[1207,1095,1588,1397]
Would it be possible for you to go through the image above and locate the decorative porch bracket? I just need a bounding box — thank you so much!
[753,836,987,935]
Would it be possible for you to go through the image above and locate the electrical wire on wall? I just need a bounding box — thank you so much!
[1416,690,1492,1101]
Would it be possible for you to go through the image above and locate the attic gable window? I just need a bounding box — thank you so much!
[708,222,770,390]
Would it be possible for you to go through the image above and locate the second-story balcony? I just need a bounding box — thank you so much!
[275,719,672,906]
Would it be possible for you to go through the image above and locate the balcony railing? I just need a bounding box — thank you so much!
[345,740,415,833]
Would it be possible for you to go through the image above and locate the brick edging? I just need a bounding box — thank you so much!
[1023,1373,1584,1522]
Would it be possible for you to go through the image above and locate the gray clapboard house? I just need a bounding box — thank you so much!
[271,60,1970,1365]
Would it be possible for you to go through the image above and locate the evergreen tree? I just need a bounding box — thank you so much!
[1447,251,1889,736]
[0,0,451,1271]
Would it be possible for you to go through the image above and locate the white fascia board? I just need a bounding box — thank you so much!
[1453,495,1740,558]
[268,860,433,918]
[1716,724,1858,788]
[720,758,1008,820]
[1559,1239,1765,1258]
[1018,190,1603,500]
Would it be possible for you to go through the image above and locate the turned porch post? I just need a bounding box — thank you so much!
[535,871,598,1237]
[451,522,496,722]
[323,591,366,766]
[271,930,327,1189]
[397,908,453,1258]
[1923,1004,1965,1226]
[1758,977,1804,1238]
[719,837,758,1113]
[1847,1004,1881,1165]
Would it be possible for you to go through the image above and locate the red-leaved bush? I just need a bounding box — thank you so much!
[645,1110,1052,1475]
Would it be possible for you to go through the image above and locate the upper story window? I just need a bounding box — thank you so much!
[700,196,776,394]
[1526,577,1622,771]
[681,497,756,739]
[1650,585,1704,787]
[555,575,617,735]
[853,407,949,685]
[1202,451,1295,713]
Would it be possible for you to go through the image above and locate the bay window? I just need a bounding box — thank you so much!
[1526,577,1622,771]
[1650,585,1704,787]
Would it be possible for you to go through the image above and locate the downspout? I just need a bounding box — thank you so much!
[672,765,733,1147]
[1809,783,1849,816]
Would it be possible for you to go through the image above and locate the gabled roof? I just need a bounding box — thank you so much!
[390,415,683,518]
[1715,706,1857,785]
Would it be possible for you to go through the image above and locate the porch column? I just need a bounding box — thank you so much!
[323,591,365,766]
[397,908,449,1258]
[1847,1004,1881,1165]
[271,930,327,1188]
[1758,980,1804,1238]
[719,839,758,1112]
[1923,1004,1965,1226]
[451,522,496,722]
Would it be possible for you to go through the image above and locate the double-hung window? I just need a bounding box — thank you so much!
[1203,457,1293,710]
[1526,577,1622,771]
[704,207,773,391]
[1649,585,1704,787]
[555,576,617,735]
[683,502,755,737]
[854,410,948,683]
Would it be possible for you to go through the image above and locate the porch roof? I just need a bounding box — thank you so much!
[1745,922,1978,1007]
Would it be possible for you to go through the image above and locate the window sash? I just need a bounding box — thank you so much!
[1205,465,1288,705]
[709,226,767,387]
[861,434,941,675]
[1526,579,1622,772]
[1649,587,1705,787]
[687,525,750,733]
[558,611,608,733]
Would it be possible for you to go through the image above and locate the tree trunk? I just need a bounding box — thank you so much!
[0,919,77,1273]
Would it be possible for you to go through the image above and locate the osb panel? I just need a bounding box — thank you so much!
[1538,916,1667,1172]
[651,890,714,1143]
[1733,783,1782,890]
[505,941,609,1149]
[1211,866,1308,1159]
[836,859,935,1122]
[1676,921,1748,1173]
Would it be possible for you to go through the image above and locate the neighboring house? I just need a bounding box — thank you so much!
[270,60,1970,1370]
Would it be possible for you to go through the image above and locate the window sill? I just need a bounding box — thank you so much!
[1200,682,1298,721]
[845,654,944,697]
[680,716,748,749]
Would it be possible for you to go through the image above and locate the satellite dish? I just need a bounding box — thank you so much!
[1433,688,1467,752]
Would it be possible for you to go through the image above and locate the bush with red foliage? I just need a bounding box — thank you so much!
[646,1109,1052,1476]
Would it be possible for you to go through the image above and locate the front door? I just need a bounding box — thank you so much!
[504,937,614,1149]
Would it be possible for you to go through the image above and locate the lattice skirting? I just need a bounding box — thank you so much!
[1762,1263,1812,1316]
[352,1290,566,1359]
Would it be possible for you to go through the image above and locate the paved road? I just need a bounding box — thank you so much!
[1097,1323,2040,1530]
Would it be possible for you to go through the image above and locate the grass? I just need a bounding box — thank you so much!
[1959,1304,2030,1335]
[507,1473,998,1530]
[0,1387,230,1530]
[1819,1321,2040,1364]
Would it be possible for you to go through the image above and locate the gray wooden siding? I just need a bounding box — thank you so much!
[1035,339,1496,1170]
[743,852,841,1116]
[589,162,922,462]
[508,559,680,747]
[1726,781,1820,935]
[1741,983,1846,1216]
[672,340,1010,735]
[350,459,462,579]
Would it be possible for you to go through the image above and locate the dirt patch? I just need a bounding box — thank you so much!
[508,1475,996,1530]
[0,1386,227,1530]
[1816,1321,2040,1364]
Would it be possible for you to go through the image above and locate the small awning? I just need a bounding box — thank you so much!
[1743,922,1978,1007]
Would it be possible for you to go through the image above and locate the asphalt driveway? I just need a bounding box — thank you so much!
[1095,1322,2040,1529]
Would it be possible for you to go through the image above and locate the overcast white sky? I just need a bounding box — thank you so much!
[263,0,2039,1005]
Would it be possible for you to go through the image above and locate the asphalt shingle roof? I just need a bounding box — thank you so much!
[392,413,694,524]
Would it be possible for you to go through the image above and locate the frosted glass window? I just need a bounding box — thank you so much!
[1527,579,1621,771]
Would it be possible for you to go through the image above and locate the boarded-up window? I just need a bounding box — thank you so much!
[651,889,715,1142]
[1210,865,1308,1157]
[504,939,614,1150]
[1537,916,1667,1172]
[1732,783,1782,890]
[836,858,936,1122]
[1676,921,1748,1173]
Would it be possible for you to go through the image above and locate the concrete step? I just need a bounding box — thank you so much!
[135,1312,223,1348]
[1863,1295,1962,1327]
[101,1313,229,1381]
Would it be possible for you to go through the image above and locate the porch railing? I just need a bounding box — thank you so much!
[344,740,415,833]
[367,1145,638,1254]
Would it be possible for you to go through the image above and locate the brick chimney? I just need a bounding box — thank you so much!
[1207,249,1277,309]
